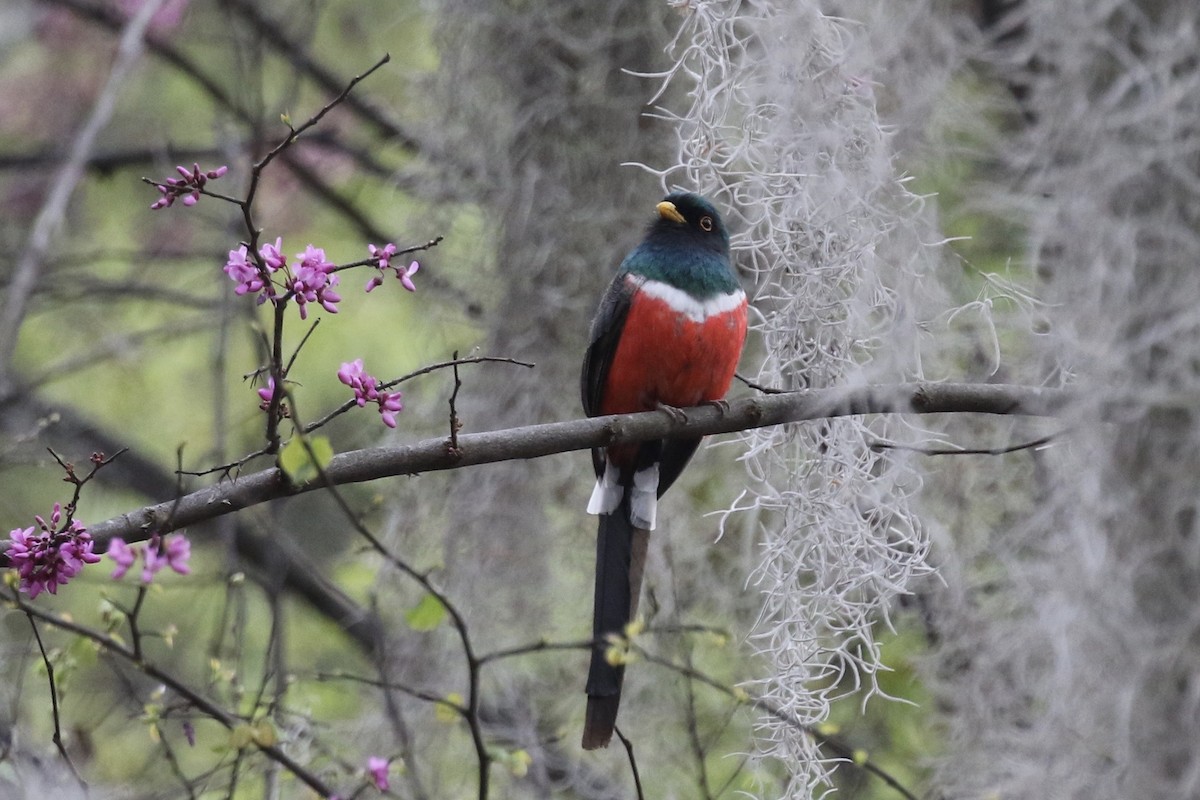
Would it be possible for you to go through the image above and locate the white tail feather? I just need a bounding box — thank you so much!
[628,464,659,530]
[587,462,623,515]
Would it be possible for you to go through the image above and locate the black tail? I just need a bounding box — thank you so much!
[582,495,649,749]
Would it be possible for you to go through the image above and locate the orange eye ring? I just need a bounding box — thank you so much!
[699,216,714,232]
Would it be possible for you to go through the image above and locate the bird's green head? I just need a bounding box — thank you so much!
[622,192,738,296]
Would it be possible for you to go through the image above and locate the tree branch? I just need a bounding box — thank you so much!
[219,0,421,148]
[0,390,383,652]
[76,382,1068,546]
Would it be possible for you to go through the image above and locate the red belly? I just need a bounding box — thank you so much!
[599,292,747,416]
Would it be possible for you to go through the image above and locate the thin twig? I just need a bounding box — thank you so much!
[869,431,1058,456]
[734,372,788,394]
[252,53,391,179]
[448,350,463,454]
[314,671,457,709]
[128,585,149,661]
[681,643,715,800]
[265,295,293,451]
[47,446,127,517]
[301,354,534,436]
[283,319,322,377]
[11,592,339,798]
[154,723,198,799]
[476,638,594,668]
[614,727,646,800]
[332,235,445,274]
[25,614,87,791]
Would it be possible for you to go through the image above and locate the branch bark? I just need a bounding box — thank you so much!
[82,382,1068,546]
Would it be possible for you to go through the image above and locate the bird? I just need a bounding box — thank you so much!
[579,191,748,749]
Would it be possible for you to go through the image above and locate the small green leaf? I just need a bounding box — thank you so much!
[278,435,334,485]
[252,720,277,747]
[405,593,446,632]
[435,692,463,723]
[229,724,254,750]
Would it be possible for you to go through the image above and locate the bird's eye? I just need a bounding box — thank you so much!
[699,216,714,232]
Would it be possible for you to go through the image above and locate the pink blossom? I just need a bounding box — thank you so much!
[6,505,101,599]
[107,537,137,580]
[150,162,227,210]
[163,534,191,575]
[142,545,168,584]
[365,243,419,293]
[338,359,377,405]
[257,376,277,410]
[224,246,265,296]
[291,245,341,319]
[337,360,403,428]
[259,237,287,272]
[224,242,284,305]
[366,756,390,791]
[378,393,404,429]
[398,260,420,292]
[368,243,396,270]
[105,533,192,585]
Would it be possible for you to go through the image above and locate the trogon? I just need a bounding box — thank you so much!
[580,192,748,749]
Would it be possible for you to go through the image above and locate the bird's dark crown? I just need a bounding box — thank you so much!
[648,191,730,255]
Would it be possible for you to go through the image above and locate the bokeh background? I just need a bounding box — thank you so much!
[2,2,1199,799]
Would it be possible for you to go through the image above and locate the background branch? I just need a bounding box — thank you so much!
[0,0,164,389]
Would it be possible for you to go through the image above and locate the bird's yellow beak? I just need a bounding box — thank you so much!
[656,201,686,224]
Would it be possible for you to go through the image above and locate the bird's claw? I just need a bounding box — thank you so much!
[702,398,731,415]
[655,402,688,424]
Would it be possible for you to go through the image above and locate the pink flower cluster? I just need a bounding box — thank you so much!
[291,244,342,319]
[106,533,191,584]
[6,504,101,599]
[366,243,420,293]
[150,163,228,210]
[338,359,403,428]
[223,239,342,319]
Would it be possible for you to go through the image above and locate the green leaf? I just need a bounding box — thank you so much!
[278,435,334,485]
[404,593,446,632]
[252,720,277,747]
[229,723,254,750]
[435,692,463,723]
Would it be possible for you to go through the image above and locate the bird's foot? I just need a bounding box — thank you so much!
[702,398,731,415]
[655,401,688,424]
